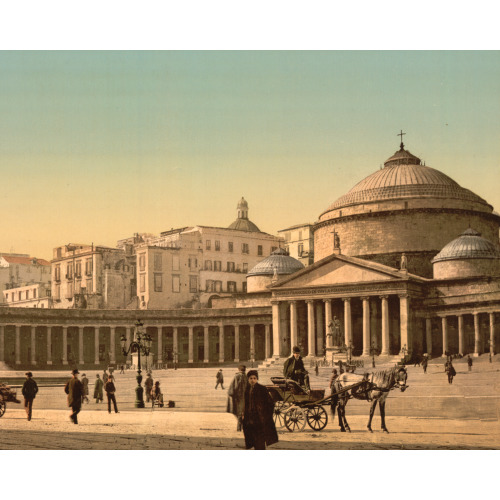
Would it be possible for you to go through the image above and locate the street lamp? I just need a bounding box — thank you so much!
[370,342,377,368]
[120,319,153,408]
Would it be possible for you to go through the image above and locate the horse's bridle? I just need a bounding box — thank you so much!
[395,367,408,392]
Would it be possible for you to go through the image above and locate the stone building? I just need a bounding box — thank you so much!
[0,254,51,305]
[51,244,136,310]
[278,223,314,266]
[2,282,52,308]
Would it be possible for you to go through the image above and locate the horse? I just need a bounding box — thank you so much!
[331,366,408,433]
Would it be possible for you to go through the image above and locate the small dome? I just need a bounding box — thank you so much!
[237,197,248,209]
[227,218,261,232]
[247,248,305,277]
[432,229,500,263]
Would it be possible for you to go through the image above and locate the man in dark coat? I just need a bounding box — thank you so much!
[105,376,119,414]
[422,356,428,374]
[64,369,84,424]
[445,360,456,384]
[215,369,224,390]
[467,355,473,371]
[22,372,38,421]
[283,346,310,391]
[227,365,247,431]
[242,370,278,450]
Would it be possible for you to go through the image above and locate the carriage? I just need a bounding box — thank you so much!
[0,383,21,418]
[266,376,370,432]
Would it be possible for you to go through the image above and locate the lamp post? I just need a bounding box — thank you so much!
[120,319,152,408]
[370,342,377,368]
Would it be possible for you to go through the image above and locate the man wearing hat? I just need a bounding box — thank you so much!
[21,372,38,421]
[227,365,247,431]
[64,369,84,424]
[283,346,310,391]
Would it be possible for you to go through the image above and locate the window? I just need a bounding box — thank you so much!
[242,243,249,254]
[66,282,74,298]
[172,275,181,293]
[214,261,221,271]
[242,263,248,273]
[227,261,235,272]
[54,285,60,300]
[204,260,212,270]
[66,264,73,279]
[298,243,304,256]
[227,281,236,293]
[404,201,409,210]
[154,253,162,271]
[190,276,198,293]
[228,242,233,253]
[172,255,180,271]
[205,280,214,292]
[55,265,61,281]
[214,281,222,292]
[215,240,220,251]
[206,240,211,250]
[139,253,146,271]
[85,259,92,276]
[285,232,291,241]
[188,256,198,270]
[75,261,82,277]
[56,248,62,259]
[154,274,163,292]
[86,279,93,293]
[257,245,263,256]
[139,274,146,293]
[242,282,247,293]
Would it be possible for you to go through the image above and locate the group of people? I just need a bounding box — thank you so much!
[144,372,164,407]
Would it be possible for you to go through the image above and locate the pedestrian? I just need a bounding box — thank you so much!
[338,359,345,375]
[422,356,428,374]
[21,371,38,421]
[315,362,319,376]
[103,369,109,384]
[144,373,154,402]
[445,359,456,384]
[151,381,164,407]
[227,365,247,431]
[242,370,278,450]
[81,373,89,404]
[467,355,473,371]
[64,369,84,424]
[489,352,493,363]
[120,364,125,374]
[105,376,119,414]
[283,346,310,391]
[215,369,224,390]
[329,368,339,417]
[94,374,104,403]
[413,353,421,367]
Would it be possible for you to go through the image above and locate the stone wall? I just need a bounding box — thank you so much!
[433,258,500,280]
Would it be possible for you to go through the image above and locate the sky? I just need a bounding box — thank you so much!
[1,50,500,260]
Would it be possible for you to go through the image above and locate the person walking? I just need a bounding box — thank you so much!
[64,369,84,424]
[467,355,473,372]
[105,376,119,414]
[94,374,104,403]
[120,364,125,374]
[445,359,456,384]
[144,373,154,403]
[329,368,339,418]
[215,369,224,390]
[81,373,89,404]
[315,362,319,376]
[103,370,109,385]
[21,372,38,421]
[242,370,278,450]
[422,356,428,374]
[227,365,247,431]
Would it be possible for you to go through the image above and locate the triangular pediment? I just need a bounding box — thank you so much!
[271,254,411,289]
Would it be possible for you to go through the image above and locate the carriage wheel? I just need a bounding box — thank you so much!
[306,406,328,431]
[284,407,307,432]
[273,401,291,429]
[0,401,5,418]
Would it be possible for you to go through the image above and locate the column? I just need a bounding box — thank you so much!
[78,326,84,365]
[188,326,194,363]
[29,326,36,365]
[343,298,352,347]
[218,323,224,363]
[126,327,133,364]
[271,301,281,357]
[380,296,390,355]
[370,300,378,350]
[94,327,100,365]
[489,313,496,355]
[47,326,52,365]
[425,317,432,356]
[173,327,179,363]
[62,326,68,365]
[204,326,209,363]
[265,324,271,359]
[157,327,163,365]
[15,325,21,365]
[362,297,371,356]
[289,301,298,353]
[109,326,116,364]
[0,325,4,363]
[458,315,464,356]
[306,300,315,357]
[473,313,480,357]
[316,302,324,355]
[250,324,255,362]
[441,317,448,357]
[324,299,332,348]
[399,294,411,354]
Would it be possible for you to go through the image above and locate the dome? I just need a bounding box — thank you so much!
[228,196,261,232]
[320,146,489,217]
[247,248,305,277]
[432,229,500,263]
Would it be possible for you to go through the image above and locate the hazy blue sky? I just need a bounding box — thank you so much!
[1,51,499,259]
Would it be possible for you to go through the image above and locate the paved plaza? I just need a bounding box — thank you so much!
[1,357,499,450]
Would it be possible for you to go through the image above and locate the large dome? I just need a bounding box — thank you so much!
[247,248,304,277]
[320,146,490,217]
[432,228,500,263]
